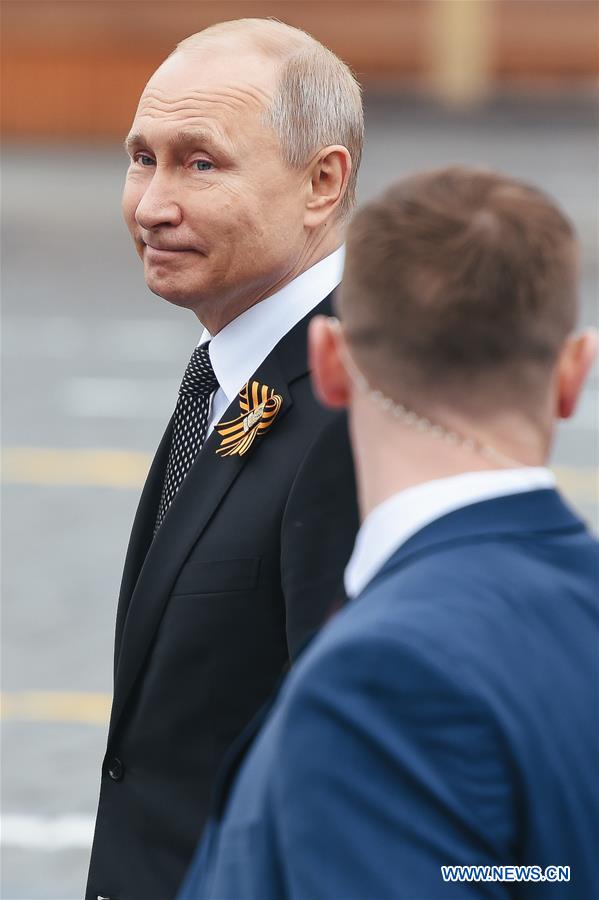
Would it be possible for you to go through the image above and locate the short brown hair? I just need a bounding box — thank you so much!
[339,166,579,412]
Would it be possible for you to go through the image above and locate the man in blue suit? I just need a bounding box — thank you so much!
[179,166,599,899]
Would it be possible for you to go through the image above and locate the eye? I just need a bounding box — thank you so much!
[134,153,155,167]
[193,159,214,172]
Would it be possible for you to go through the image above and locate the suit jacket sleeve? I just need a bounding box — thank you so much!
[280,412,359,659]
[270,631,517,900]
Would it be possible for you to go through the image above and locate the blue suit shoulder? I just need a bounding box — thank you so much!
[269,494,599,899]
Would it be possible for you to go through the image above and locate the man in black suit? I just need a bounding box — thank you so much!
[86,18,362,900]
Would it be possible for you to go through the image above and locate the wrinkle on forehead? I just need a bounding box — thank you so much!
[130,111,233,154]
[145,82,272,108]
[135,87,269,137]
[132,87,277,153]
[136,85,271,121]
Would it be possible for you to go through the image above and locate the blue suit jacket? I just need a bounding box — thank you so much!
[179,489,599,900]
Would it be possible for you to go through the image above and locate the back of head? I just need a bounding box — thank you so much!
[175,19,364,217]
[339,166,579,417]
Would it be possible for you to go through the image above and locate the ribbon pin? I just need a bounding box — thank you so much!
[215,380,283,457]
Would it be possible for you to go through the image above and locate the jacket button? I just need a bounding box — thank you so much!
[107,757,124,781]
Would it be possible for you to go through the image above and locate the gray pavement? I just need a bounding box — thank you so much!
[2,93,598,899]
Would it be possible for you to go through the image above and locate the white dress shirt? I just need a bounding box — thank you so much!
[344,467,556,598]
[197,246,345,436]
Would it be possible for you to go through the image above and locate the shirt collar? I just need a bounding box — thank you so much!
[344,466,556,599]
[198,246,345,403]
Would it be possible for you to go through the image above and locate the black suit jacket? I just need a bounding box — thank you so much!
[86,294,359,900]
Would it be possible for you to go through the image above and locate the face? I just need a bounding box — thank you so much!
[122,49,310,331]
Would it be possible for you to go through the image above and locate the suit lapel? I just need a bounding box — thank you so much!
[108,354,293,739]
[108,291,335,740]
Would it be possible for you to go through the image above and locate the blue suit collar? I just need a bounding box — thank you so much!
[366,488,585,593]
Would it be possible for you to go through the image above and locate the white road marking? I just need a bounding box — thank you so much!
[1,814,95,850]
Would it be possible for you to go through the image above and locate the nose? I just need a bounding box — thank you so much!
[134,169,183,231]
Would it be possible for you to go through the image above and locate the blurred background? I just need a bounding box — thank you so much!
[2,1,598,897]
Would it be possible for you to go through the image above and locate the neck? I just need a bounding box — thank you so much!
[350,402,549,520]
[290,226,345,284]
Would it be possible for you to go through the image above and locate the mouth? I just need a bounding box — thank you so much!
[144,240,192,251]
[142,242,196,263]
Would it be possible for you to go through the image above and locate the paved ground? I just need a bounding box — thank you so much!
[2,93,598,899]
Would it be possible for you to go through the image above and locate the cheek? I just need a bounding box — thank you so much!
[204,188,265,244]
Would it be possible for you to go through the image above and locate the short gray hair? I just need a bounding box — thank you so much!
[175,19,364,218]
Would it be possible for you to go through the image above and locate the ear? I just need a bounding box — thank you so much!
[556,328,598,419]
[304,146,352,228]
[308,316,351,409]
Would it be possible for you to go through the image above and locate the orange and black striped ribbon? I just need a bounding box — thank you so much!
[215,381,283,457]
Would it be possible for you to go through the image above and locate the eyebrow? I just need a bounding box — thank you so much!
[123,128,225,156]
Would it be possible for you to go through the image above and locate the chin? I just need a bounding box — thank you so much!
[146,283,200,311]
[144,268,202,310]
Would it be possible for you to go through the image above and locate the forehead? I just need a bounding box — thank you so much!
[132,50,278,138]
